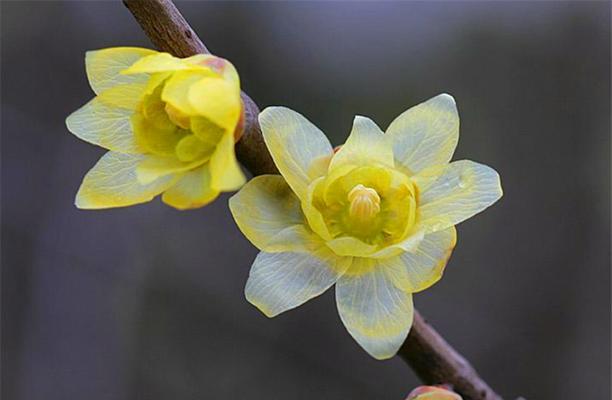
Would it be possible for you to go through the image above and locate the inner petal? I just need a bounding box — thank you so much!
[165,103,191,129]
[132,75,227,163]
[314,165,418,247]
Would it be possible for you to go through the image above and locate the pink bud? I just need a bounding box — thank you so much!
[406,385,462,400]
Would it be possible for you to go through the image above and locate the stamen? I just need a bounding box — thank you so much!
[348,184,381,222]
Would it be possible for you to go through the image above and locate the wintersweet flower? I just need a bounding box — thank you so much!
[66,47,245,209]
[406,385,462,400]
[230,94,502,359]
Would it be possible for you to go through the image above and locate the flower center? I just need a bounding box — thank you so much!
[164,103,191,130]
[348,184,381,222]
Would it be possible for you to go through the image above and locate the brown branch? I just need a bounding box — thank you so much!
[124,0,208,57]
[122,1,503,399]
[400,313,501,400]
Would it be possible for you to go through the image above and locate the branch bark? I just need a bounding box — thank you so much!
[122,1,503,399]
[399,313,501,400]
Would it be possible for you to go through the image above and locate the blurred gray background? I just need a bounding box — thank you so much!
[2,1,610,399]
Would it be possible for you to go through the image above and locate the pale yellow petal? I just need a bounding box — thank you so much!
[330,115,394,171]
[411,164,446,193]
[208,133,246,191]
[85,47,156,94]
[183,54,241,87]
[417,160,503,233]
[188,78,241,129]
[229,175,311,252]
[370,230,425,259]
[174,134,217,162]
[386,94,459,174]
[336,258,414,360]
[190,116,225,145]
[245,247,351,317]
[182,54,216,67]
[66,97,140,153]
[130,113,185,156]
[378,227,456,293]
[96,82,148,110]
[143,72,172,96]
[259,107,333,199]
[161,164,219,210]
[121,53,201,75]
[75,152,179,209]
[135,155,204,184]
[161,71,210,115]
[326,236,378,258]
[216,59,240,87]
[262,225,321,253]
[302,177,333,241]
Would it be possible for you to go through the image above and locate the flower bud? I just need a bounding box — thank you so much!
[406,385,462,400]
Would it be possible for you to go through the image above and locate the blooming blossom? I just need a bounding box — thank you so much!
[66,47,245,209]
[230,94,502,359]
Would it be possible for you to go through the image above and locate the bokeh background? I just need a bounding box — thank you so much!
[2,1,610,399]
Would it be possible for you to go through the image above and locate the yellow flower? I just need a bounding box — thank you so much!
[230,94,502,359]
[66,47,245,210]
[406,385,462,400]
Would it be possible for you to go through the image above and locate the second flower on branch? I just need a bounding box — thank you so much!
[230,95,503,360]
